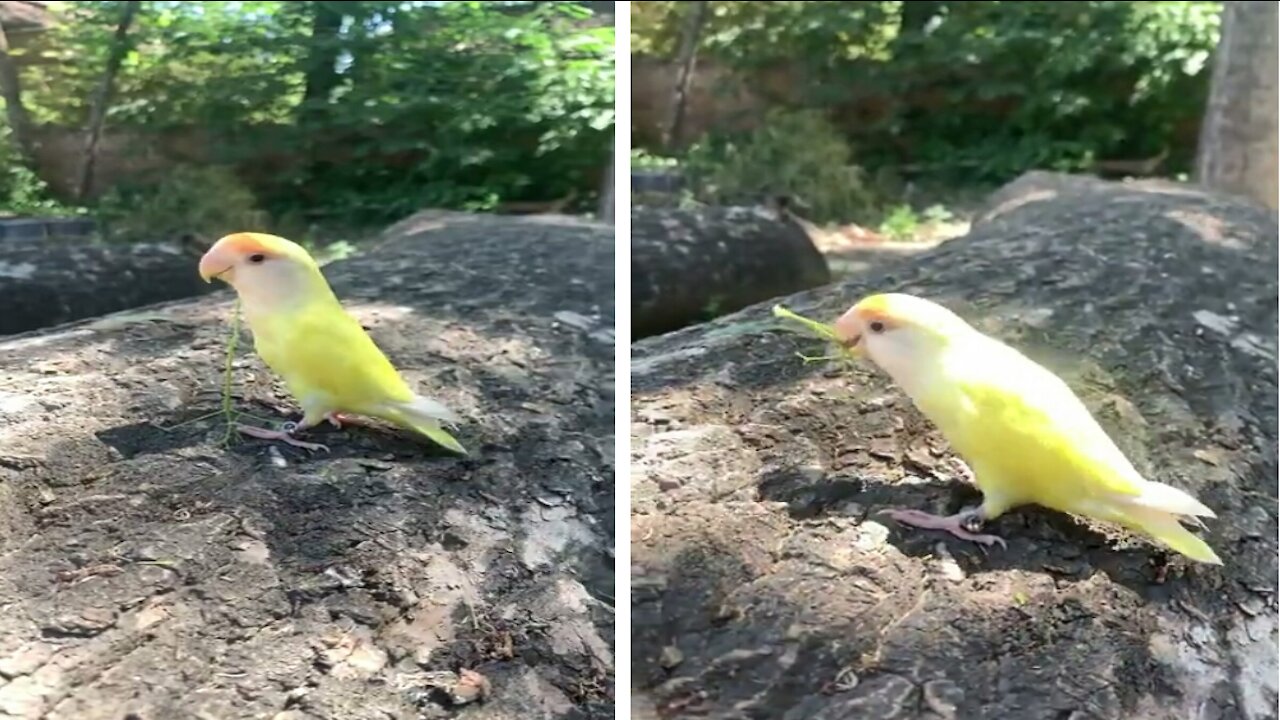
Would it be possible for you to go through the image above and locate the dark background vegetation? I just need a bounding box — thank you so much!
[631,1,1224,233]
[0,0,615,244]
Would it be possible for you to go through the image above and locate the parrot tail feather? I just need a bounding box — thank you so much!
[382,396,467,455]
[1129,480,1216,519]
[1117,503,1222,565]
[410,422,468,456]
[403,395,463,427]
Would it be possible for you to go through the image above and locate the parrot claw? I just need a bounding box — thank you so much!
[968,532,1007,550]
[324,412,382,430]
[877,507,1008,549]
[235,423,330,453]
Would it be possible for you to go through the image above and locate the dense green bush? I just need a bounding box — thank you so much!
[634,1,1220,185]
[878,1,1220,181]
[0,130,73,217]
[15,1,614,225]
[683,109,878,223]
[96,165,266,243]
[252,2,615,222]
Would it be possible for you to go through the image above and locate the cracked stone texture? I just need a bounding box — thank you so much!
[0,210,615,719]
[631,173,1277,720]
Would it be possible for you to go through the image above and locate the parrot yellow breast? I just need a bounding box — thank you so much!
[248,300,415,416]
[910,338,1145,518]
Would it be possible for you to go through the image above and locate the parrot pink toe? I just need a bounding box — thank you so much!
[878,507,1007,548]
[323,412,385,432]
[235,423,330,453]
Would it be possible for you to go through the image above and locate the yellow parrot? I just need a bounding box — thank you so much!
[198,232,466,455]
[829,292,1220,564]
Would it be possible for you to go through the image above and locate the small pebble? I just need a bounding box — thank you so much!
[450,669,491,705]
[659,645,684,670]
[267,446,287,468]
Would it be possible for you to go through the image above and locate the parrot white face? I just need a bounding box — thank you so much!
[199,233,325,312]
[832,293,971,391]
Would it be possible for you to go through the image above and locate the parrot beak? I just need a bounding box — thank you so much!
[198,247,232,283]
[839,330,870,353]
[832,311,865,357]
[843,333,864,357]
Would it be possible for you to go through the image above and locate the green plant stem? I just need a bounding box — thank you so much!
[220,300,242,445]
[772,304,843,343]
[772,304,859,370]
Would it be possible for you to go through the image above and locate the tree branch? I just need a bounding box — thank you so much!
[76,0,141,202]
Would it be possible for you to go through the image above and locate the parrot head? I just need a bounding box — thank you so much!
[832,293,971,379]
[199,232,326,307]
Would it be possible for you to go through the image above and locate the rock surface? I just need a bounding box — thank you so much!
[631,206,829,340]
[0,236,214,336]
[0,210,615,719]
[631,174,1277,719]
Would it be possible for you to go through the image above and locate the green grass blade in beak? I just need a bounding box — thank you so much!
[772,304,858,366]
[772,304,840,342]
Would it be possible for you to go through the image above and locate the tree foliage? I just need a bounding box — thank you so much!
[634,1,1220,185]
[683,108,877,223]
[4,1,614,225]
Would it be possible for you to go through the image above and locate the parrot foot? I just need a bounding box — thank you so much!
[324,412,378,430]
[877,507,1007,549]
[236,422,330,453]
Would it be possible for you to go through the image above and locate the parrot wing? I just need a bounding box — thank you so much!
[260,305,417,410]
[271,307,466,454]
[954,361,1220,562]
[954,340,1213,516]
[951,342,1149,501]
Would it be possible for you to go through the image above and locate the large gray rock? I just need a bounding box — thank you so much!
[0,211,615,719]
[0,235,215,336]
[631,174,1277,719]
[631,206,830,340]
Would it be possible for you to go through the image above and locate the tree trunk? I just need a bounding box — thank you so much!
[632,172,1277,720]
[899,0,944,37]
[299,1,345,124]
[0,16,37,164]
[661,0,709,152]
[599,140,614,223]
[631,205,830,340]
[0,211,615,718]
[1195,0,1279,210]
[76,0,140,202]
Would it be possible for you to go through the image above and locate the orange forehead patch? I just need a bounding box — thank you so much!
[849,293,965,334]
[857,308,892,327]
[217,232,275,256]
[853,293,887,310]
[853,294,896,320]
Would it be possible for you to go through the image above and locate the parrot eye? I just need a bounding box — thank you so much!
[247,253,266,264]
[869,321,886,333]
